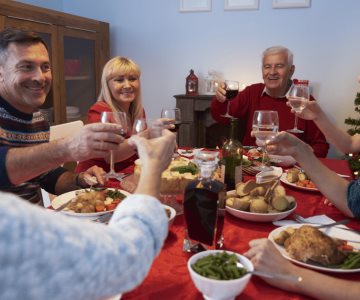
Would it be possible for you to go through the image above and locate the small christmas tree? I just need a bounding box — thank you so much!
[344,92,360,177]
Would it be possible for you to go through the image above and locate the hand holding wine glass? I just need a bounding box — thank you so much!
[252,110,279,170]
[101,111,128,180]
[221,80,239,118]
[287,84,310,133]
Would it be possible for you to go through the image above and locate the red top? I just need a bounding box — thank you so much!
[211,83,329,157]
[75,101,144,173]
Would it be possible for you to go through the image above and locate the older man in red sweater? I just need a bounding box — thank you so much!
[211,45,329,157]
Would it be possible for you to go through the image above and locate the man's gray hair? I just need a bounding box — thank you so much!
[262,46,294,66]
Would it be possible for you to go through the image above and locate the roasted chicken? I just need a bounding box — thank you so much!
[283,225,346,266]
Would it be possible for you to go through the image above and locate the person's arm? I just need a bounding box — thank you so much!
[294,101,360,154]
[244,239,360,300]
[266,131,353,217]
[5,123,123,185]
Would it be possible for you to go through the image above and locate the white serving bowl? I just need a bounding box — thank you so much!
[163,204,176,226]
[187,250,253,300]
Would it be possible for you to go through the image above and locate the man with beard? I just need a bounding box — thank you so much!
[0,28,125,204]
[211,45,328,157]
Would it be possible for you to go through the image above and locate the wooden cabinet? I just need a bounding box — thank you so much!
[174,94,230,148]
[0,0,110,124]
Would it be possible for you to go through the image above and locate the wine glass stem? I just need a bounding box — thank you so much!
[109,150,115,173]
[261,147,267,168]
[226,101,230,115]
[294,115,299,130]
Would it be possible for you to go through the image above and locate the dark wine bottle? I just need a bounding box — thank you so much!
[183,151,226,252]
[221,118,243,191]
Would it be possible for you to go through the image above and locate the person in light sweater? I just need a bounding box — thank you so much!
[0,128,177,300]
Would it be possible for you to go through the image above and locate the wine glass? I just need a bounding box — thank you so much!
[287,85,310,133]
[252,110,279,170]
[221,80,239,118]
[160,108,182,133]
[132,118,164,138]
[101,111,128,181]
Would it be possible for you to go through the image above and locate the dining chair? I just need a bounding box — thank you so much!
[42,120,84,207]
[49,120,84,141]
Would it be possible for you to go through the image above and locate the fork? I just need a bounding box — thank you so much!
[293,214,360,235]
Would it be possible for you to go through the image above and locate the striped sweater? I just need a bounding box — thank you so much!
[0,96,66,204]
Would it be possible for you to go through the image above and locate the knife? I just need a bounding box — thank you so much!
[54,198,73,211]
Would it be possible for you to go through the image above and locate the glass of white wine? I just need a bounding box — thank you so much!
[252,110,279,170]
[287,84,310,133]
[101,111,128,180]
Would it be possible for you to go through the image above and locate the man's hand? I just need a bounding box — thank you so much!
[215,82,227,103]
[77,165,106,187]
[63,123,125,162]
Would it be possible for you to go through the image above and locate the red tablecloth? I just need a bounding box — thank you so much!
[111,158,360,300]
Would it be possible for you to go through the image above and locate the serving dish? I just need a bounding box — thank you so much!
[225,190,297,222]
[268,224,360,273]
[52,188,130,217]
[280,173,319,192]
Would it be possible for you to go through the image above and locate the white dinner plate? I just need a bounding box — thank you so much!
[52,188,131,217]
[268,224,360,273]
[280,173,319,192]
[225,190,297,222]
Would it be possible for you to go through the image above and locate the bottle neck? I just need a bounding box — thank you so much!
[229,119,238,140]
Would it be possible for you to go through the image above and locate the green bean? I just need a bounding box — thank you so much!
[191,251,247,280]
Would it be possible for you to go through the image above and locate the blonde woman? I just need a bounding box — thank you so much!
[76,56,145,173]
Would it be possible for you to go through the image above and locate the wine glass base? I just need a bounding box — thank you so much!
[287,128,304,133]
[220,113,233,118]
[105,172,127,181]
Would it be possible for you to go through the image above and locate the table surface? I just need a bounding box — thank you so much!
[109,157,360,300]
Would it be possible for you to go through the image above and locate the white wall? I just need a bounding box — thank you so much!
[17,0,360,157]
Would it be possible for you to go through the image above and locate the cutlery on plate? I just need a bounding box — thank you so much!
[54,198,73,211]
[293,214,360,235]
[93,212,113,224]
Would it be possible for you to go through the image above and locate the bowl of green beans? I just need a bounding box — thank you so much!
[187,250,253,300]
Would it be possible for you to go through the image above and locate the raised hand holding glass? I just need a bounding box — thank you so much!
[221,80,239,118]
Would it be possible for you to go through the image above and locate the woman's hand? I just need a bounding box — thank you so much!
[287,100,322,121]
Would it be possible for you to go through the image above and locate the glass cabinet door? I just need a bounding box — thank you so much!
[3,17,60,124]
[59,27,99,124]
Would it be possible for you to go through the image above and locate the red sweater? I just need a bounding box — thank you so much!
[75,101,143,173]
[211,83,329,157]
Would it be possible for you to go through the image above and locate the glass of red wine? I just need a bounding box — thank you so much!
[221,80,239,118]
[160,108,182,133]
[101,111,128,180]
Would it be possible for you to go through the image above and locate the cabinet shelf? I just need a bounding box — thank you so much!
[0,0,110,125]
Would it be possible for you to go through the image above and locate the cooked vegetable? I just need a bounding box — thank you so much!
[170,162,198,175]
[191,251,247,280]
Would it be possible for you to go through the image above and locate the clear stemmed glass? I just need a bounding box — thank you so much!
[252,110,279,170]
[287,84,310,133]
[101,111,128,181]
[160,108,182,133]
[132,118,164,138]
[221,80,239,118]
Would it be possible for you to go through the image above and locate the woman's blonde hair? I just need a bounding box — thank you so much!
[98,56,143,124]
